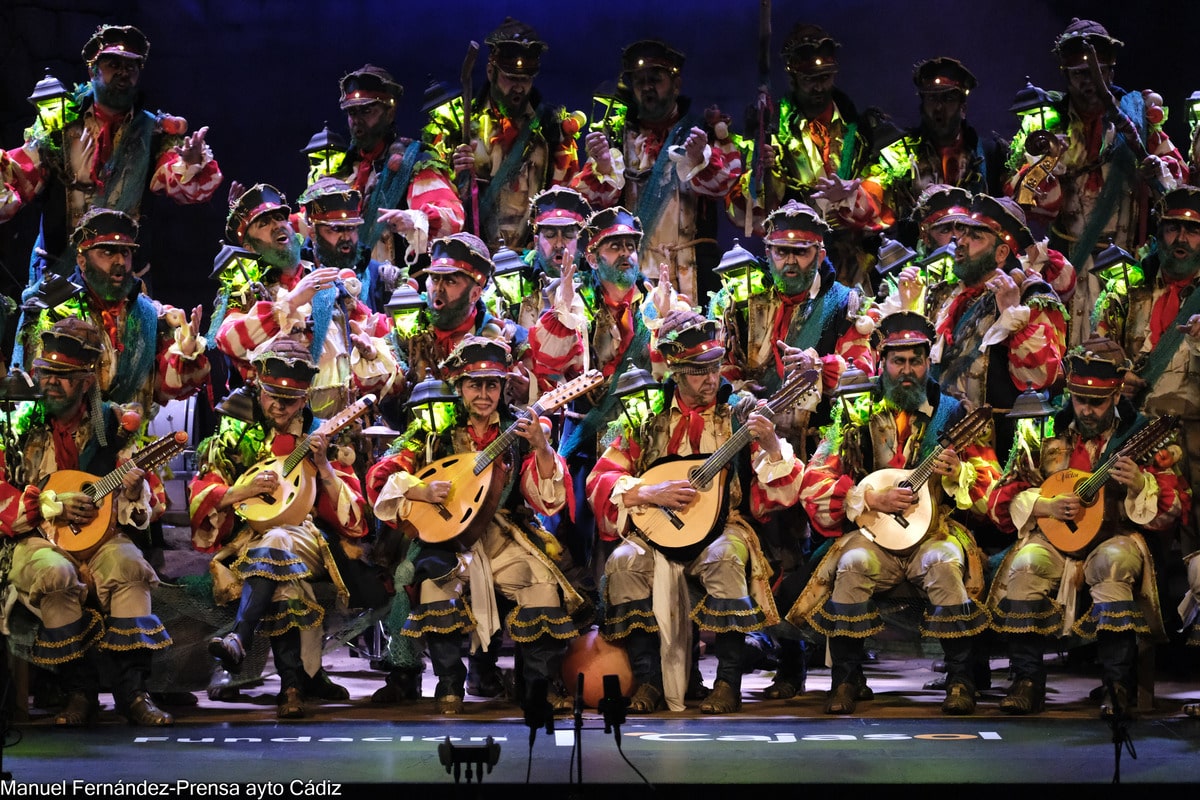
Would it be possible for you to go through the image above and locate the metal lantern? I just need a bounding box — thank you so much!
[1089,237,1141,292]
[1009,77,1061,135]
[407,368,458,432]
[385,282,425,339]
[27,69,71,132]
[612,364,661,427]
[490,239,530,309]
[715,239,767,305]
[301,123,348,184]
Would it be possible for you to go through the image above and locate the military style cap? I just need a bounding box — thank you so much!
[73,208,139,252]
[339,64,403,110]
[1054,18,1123,70]
[35,317,104,374]
[441,335,512,384]
[82,24,149,65]
[253,337,318,398]
[531,186,592,229]
[876,310,936,352]
[1064,337,1130,399]
[782,23,839,76]
[940,194,1033,252]
[486,18,546,76]
[657,310,725,374]
[621,40,685,77]
[226,184,291,246]
[764,200,829,250]
[585,206,642,251]
[299,177,364,227]
[912,185,972,229]
[912,57,977,96]
[1158,185,1200,224]
[419,233,493,286]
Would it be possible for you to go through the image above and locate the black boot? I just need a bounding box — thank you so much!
[209,576,275,673]
[271,629,306,719]
[624,630,664,713]
[1000,634,1047,714]
[939,637,977,715]
[53,653,99,728]
[371,665,424,704]
[466,629,505,698]
[826,636,869,714]
[764,637,807,699]
[427,633,467,714]
[111,650,174,726]
[701,631,745,714]
[1097,631,1137,720]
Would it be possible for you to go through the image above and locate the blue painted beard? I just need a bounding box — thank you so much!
[880,370,928,413]
[596,255,639,291]
[254,235,303,272]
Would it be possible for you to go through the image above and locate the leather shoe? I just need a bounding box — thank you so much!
[999,679,1044,715]
[208,633,245,673]
[763,674,805,700]
[436,694,464,715]
[372,669,423,704]
[627,682,665,714]
[466,667,504,698]
[207,668,240,702]
[942,682,977,715]
[824,681,859,714]
[277,687,305,719]
[54,692,98,727]
[699,680,742,714]
[550,688,574,714]
[304,668,350,701]
[1100,684,1131,721]
[125,692,174,726]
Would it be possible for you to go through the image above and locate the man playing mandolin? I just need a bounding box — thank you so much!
[366,336,584,715]
[985,339,1185,717]
[0,318,173,727]
[792,310,999,715]
[194,337,372,720]
[586,310,804,715]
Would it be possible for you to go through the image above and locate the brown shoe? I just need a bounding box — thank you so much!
[825,681,859,715]
[999,679,1044,715]
[277,687,305,719]
[699,680,742,714]
[763,674,804,700]
[54,692,98,728]
[125,692,175,726]
[208,633,245,673]
[942,682,977,715]
[627,683,665,714]
[436,694,464,715]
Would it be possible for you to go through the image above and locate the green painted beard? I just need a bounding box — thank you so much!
[880,370,928,412]
[254,235,303,272]
[1160,248,1200,281]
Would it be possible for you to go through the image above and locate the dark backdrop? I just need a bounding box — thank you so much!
[2,0,1198,324]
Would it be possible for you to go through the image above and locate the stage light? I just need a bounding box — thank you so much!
[437,736,500,784]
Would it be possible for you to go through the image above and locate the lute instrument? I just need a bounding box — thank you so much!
[632,368,819,562]
[404,370,605,549]
[855,404,992,552]
[41,430,190,560]
[233,394,376,532]
[1039,413,1179,556]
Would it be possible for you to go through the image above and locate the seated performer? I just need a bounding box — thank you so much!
[987,339,1184,717]
[366,336,584,714]
[792,310,999,715]
[587,310,804,715]
[193,337,372,720]
[0,318,172,726]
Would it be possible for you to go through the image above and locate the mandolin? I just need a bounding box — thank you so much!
[632,368,819,562]
[41,431,190,559]
[404,370,605,549]
[233,394,376,532]
[1039,413,1178,556]
[855,405,992,552]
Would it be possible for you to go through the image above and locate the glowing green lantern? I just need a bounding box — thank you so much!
[715,239,768,305]
[385,282,425,340]
[300,123,348,185]
[27,69,71,132]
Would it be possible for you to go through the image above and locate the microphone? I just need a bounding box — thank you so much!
[574,672,585,730]
[523,678,553,747]
[598,674,628,743]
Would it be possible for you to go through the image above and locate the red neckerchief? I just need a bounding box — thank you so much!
[270,432,297,457]
[667,396,710,455]
[86,287,126,353]
[50,407,86,470]
[489,112,521,155]
[935,282,987,347]
[432,307,478,360]
[352,142,386,195]
[1150,276,1194,346]
[1079,109,1107,193]
[276,265,306,292]
[807,105,837,174]
[601,287,637,376]
[937,133,965,185]
[89,103,129,187]
[466,418,501,451]
[637,111,679,163]
[771,291,811,378]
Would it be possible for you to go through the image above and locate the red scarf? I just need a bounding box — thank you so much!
[50,409,86,470]
[270,433,297,457]
[87,288,126,353]
[935,283,987,348]
[489,112,521,156]
[667,397,710,455]
[601,289,636,376]
[352,142,386,196]
[1149,277,1194,346]
[1079,110,1107,194]
[432,308,478,360]
[771,292,810,378]
[807,105,837,174]
[89,104,129,187]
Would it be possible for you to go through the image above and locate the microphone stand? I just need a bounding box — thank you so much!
[572,672,585,784]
